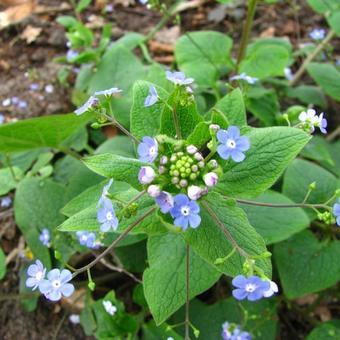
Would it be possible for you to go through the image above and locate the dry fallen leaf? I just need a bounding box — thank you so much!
[295,294,318,306]
[20,24,42,43]
[0,0,35,30]
[260,27,275,38]
[314,305,332,322]
[154,26,180,45]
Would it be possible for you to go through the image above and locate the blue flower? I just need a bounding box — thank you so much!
[155,191,174,213]
[144,86,158,107]
[170,194,201,230]
[333,199,340,226]
[309,28,326,40]
[66,49,79,62]
[26,259,46,291]
[39,269,75,302]
[97,179,113,207]
[139,0,148,4]
[18,100,28,109]
[232,275,270,301]
[217,126,250,162]
[74,96,98,115]
[166,70,194,86]
[97,200,119,232]
[76,231,98,249]
[1,196,12,208]
[0,113,5,124]
[138,166,156,184]
[230,73,257,84]
[137,136,158,163]
[94,87,122,96]
[29,83,39,91]
[39,228,50,247]
[222,322,252,340]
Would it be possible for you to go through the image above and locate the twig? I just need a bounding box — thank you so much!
[289,30,336,86]
[72,207,155,278]
[326,126,340,142]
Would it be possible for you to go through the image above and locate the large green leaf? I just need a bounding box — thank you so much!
[216,127,310,198]
[171,298,278,340]
[175,31,233,87]
[307,321,340,340]
[241,190,310,244]
[274,230,340,299]
[282,159,339,219]
[130,81,169,140]
[307,0,339,13]
[95,136,135,158]
[328,10,340,35]
[306,63,340,101]
[83,153,148,190]
[286,85,327,108]
[143,233,220,325]
[14,178,67,268]
[0,113,91,153]
[185,192,271,277]
[160,92,203,139]
[211,88,247,126]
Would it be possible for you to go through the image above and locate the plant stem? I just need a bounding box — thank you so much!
[72,207,155,278]
[236,0,259,70]
[227,197,329,210]
[60,148,82,160]
[5,154,18,182]
[185,244,190,340]
[289,29,336,86]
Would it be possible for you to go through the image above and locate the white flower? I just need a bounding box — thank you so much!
[69,314,80,324]
[263,280,279,298]
[147,185,161,198]
[102,300,117,316]
[284,67,294,81]
[186,145,198,154]
[187,185,202,201]
[203,172,218,187]
[298,109,327,134]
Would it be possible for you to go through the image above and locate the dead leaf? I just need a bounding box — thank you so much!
[295,294,318,306]
[314,306,332,322]
[260,27,275,38]
[61,288,87,312]
[0,0,35,30]
[20,24,42,43]
[154,55,174,64]
[149,40,174,54]
[154,26,180,45]
[0,0,28,5]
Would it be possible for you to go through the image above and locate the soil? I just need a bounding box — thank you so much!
[0,0,339,339]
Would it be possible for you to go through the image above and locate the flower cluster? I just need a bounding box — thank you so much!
[26,260,75,302]
[74,87,122,116]
[298,109,327,134]
[232,275,278,301]
[222,322,251,340]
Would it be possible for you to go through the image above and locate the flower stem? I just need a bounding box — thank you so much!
[289,29,336,86]
[185,243,190,340]
[236,0,259,70]
[72,207,155,278]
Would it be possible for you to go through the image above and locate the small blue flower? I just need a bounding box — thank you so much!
[217,126,250,162]
[170,194,201,230]
[39,228,50,247]
[230,73,258,84]
[232,275,270,301]
[144,86,158,107]
[76,231,98,249]
[333,199,340,226]
[39,269,75,302]
[97,200,119,232]
[137,136,158,163]
[231,328,252,340]
[155,191,174,213]
[97,179,113,207]
[166,70,194,86]
[138,166,156,184]
[66,49,79,62]
[18,100,28,109]
[26,259,46,291]
[29,83,39,91]
[105,4,113,12]
[0,113,5,124]
[222,322,252,340]
[94,87,122,97]
[309,28,326,40]
[1,196,12,208]
[74,96,98,115]
[139,0,148,4]
[11,97,19,105]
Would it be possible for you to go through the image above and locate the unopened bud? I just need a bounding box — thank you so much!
[147,185,161,198]
[209,124,220,132]
[160,156,168,165]
[159,166,165,174]
[203,172,218,187]
[138,166,155,184]
[186,145,198,154]
[309,182,316,190]
[194,152,203,161]
[179,179,188,188]
[187,185,202,200]
[208,159,218,169]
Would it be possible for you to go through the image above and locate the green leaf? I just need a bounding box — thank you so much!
[0,113,91,153]
[0,247,6,280]
[307,0,339,13]
[83,153,148,190]
[175,31,233,87]
[282,159,338,219]
[307,321,340,340]
[184,193,271,277]
[160,92,203,139]
[56,15,77,28]
[274,230,340,298]
[240,190,310,244]
[0,167,22,195]
[76,0,91,13]
[130,81,169,140]
[216,127,311,198]
[171,298,278,340]
[186,122,210,148]
[115,240,147,273]
[95,136,135,158]
[143,232,220,325]
[286,85,327,108]
[142,321,182,340]
[211,88,247,126]
[306,63,340,100]
[300,136,334,166]
[328,11,340,35]
[14,178,67,268]
[240,41,290,79]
